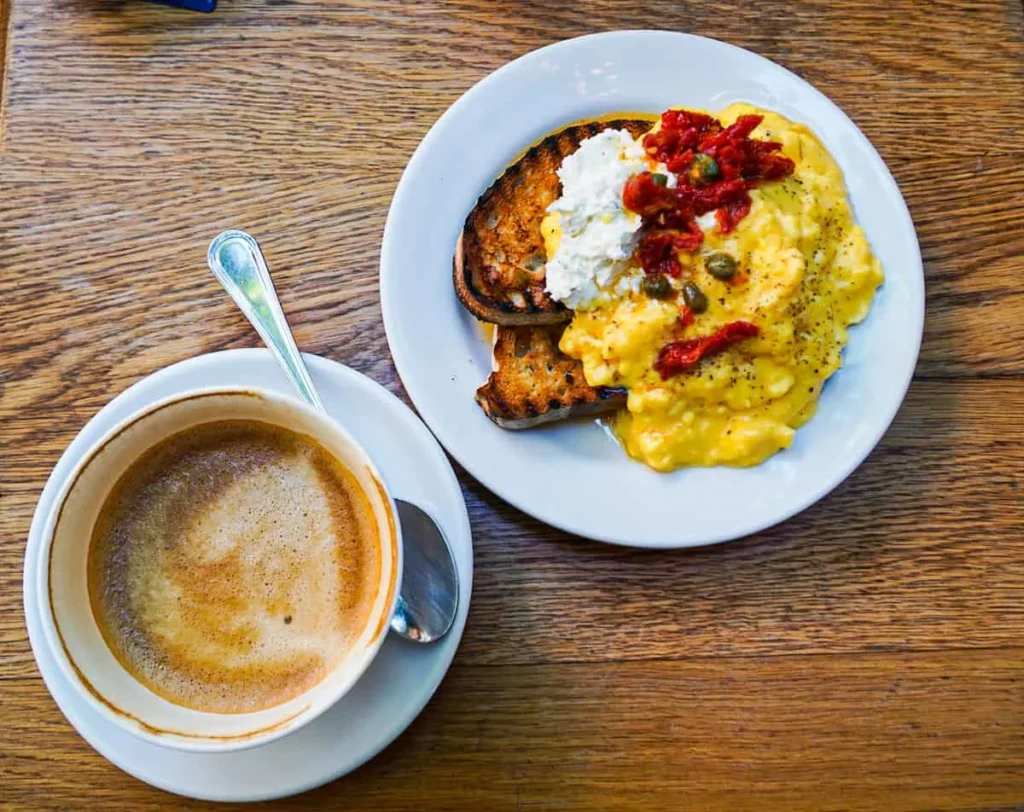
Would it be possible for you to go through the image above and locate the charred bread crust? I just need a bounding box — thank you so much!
[474,325,628,429]
[455,118,651,326]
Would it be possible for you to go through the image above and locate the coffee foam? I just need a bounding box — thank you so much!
[87,420,382,714]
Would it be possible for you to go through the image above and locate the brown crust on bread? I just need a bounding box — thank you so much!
[455,118,651,326]
[475,325,627,429]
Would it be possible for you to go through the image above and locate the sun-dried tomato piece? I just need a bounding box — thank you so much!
[636,219,706,276]
[622,172,677,218]
[654,321,760,379]
[751,149,795,181]
[675,178,749,218]
[678,306,696,329]
[661,109,717,135]
[715,194,752,234]
[670,220,705,252]
[625,109,795,282]
[638,232,683,277]
[699,115,764,154]
[643,110,719,169]
[664,149,696,175]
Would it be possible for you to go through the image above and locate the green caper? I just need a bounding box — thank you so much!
[650,172,668,187]
[641,274,673,299]
[705,252,737,281]
[682,281,708,313]
[688,153,720,186]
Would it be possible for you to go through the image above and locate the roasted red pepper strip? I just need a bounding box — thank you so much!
[678,306,696,329]
[654,321,760,379]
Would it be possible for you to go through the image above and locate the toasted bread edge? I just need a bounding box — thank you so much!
[453,231,572,326]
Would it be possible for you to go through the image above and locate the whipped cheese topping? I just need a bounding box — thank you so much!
[695,210,719,231]
[544,129,648,309]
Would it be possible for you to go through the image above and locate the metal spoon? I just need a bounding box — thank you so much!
[207,229,458,644]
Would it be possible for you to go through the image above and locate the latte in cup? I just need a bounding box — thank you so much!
[86,419,382,714]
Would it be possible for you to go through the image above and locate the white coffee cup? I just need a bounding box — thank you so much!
[36,387,402,752]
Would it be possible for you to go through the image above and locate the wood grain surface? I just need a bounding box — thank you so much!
[1,1,1022,809]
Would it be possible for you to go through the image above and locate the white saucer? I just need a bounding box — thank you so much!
[381,31,924,548]
[23,349,473,802]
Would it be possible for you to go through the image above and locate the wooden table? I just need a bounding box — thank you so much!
[1,1,1022,809]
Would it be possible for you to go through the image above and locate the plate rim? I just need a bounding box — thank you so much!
[380,30,924,549]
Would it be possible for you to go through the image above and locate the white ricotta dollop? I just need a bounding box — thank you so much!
[695,210,719,231]
[544,129,648,309]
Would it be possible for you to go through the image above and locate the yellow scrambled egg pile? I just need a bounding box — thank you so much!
[549,104,883,471]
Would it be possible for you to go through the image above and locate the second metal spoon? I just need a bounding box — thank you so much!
[207,229,458,644]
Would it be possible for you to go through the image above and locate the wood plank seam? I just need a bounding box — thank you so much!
[0,0,10,143]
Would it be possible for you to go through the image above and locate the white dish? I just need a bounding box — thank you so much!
[23,349,472,802]
[380,30,924,548]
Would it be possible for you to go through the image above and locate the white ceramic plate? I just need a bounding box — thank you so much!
[24,350,472,802]
[381,30,923,548]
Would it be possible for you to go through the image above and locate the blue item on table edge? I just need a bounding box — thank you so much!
[149,0,217,11]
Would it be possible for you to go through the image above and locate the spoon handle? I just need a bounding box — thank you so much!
[207,230,325,412]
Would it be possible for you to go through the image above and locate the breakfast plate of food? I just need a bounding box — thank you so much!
[381,30,924,548]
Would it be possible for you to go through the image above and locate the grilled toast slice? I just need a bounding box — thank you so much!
[455,118,651,326]
[475,325,627,429]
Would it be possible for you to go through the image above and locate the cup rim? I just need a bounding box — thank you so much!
[36,385,403,753]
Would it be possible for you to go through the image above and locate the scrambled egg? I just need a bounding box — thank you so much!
[547,104,883,471]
